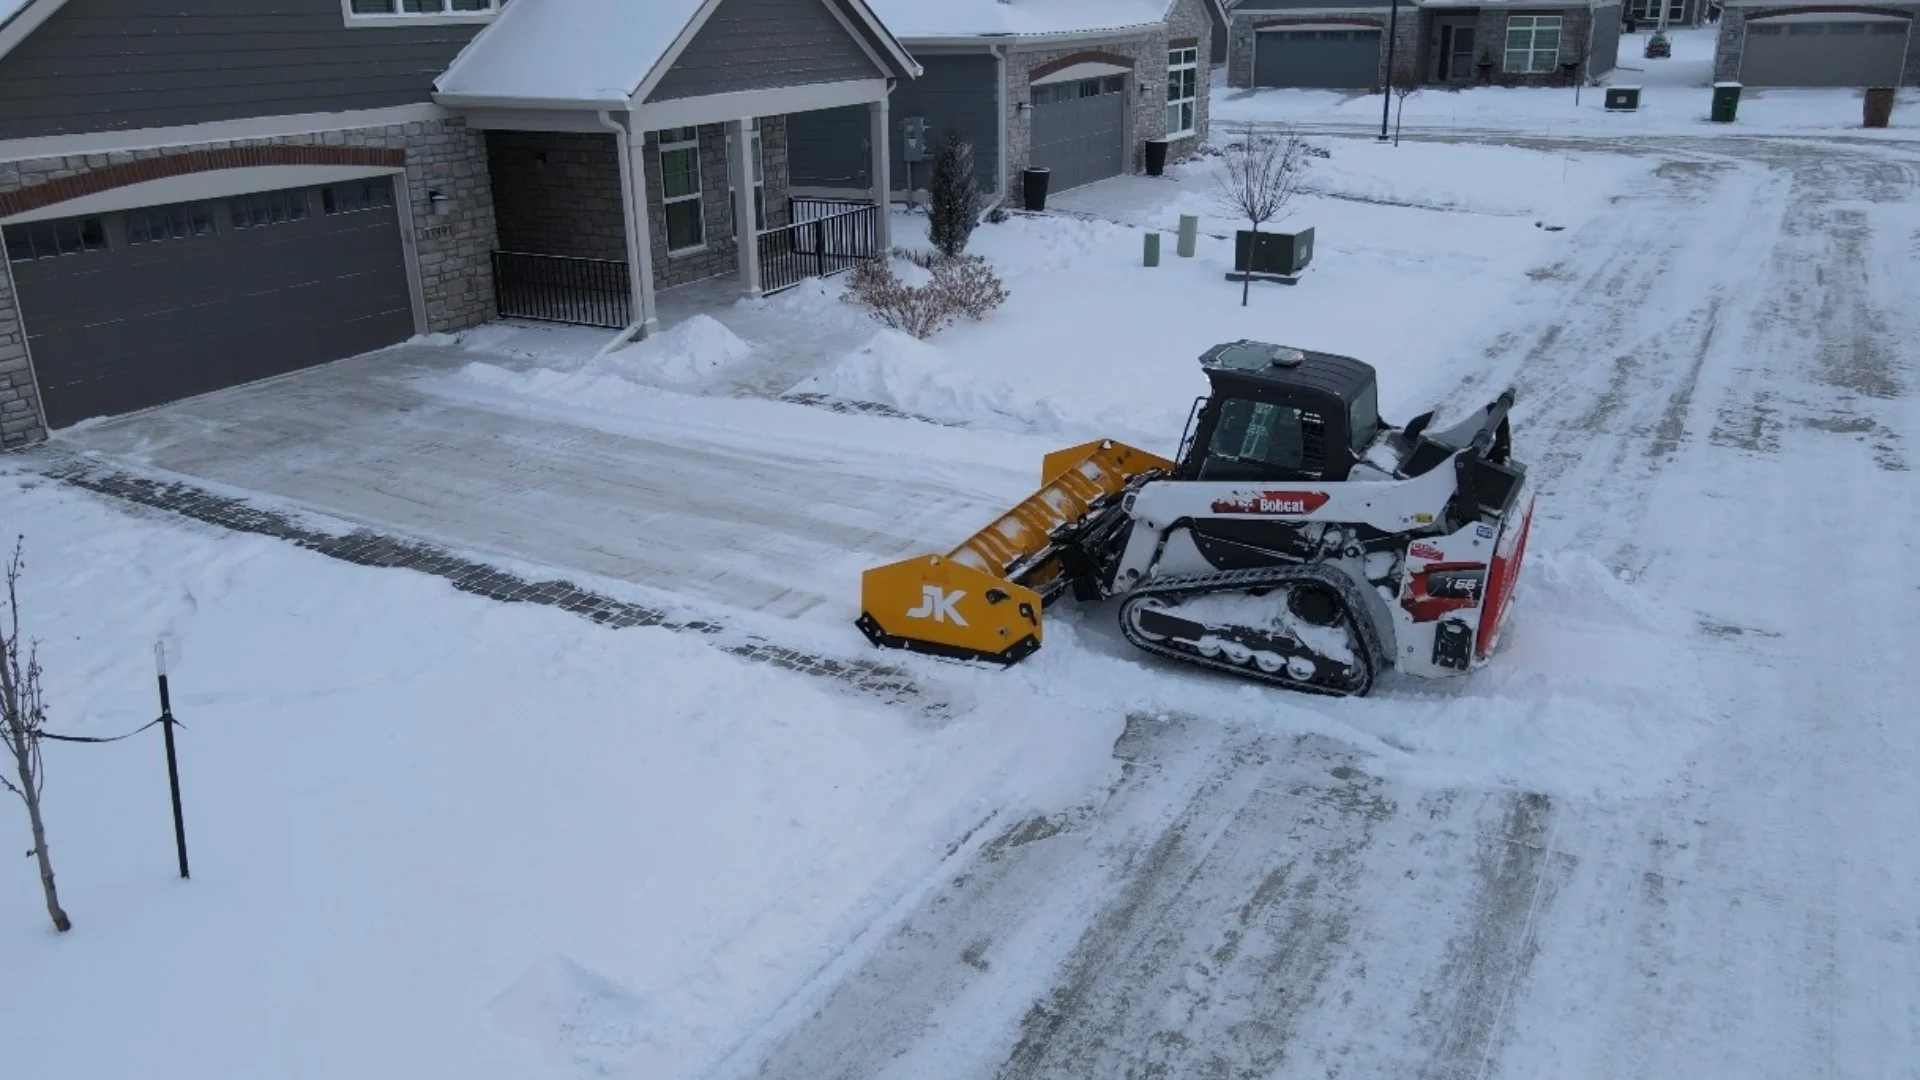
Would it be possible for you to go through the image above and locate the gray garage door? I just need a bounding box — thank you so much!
[1256,29,1383,89]
[1030,75,1127,192]
[3,177,413,429]
[1740,19,1910,87]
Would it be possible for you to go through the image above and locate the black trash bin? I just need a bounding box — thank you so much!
[1022,166,1051,211]
[1144,138,1169,176]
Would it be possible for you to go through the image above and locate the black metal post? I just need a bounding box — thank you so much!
[155,643,188,880]
[1379,0,1400,142]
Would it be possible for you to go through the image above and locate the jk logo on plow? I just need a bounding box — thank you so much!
[907,585,968,625]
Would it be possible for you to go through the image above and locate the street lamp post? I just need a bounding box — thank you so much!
[1378,0,1401,141]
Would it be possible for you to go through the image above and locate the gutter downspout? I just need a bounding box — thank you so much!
[981,43,1009,221]
[596,108,649,353]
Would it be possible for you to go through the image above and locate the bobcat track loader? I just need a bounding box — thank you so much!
[857,341,1535,697]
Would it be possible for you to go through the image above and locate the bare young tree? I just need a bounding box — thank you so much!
[1,540,70,933]
[1212,125,1312,307]
[1390,66,1422,147]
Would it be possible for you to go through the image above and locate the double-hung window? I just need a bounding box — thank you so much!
[657,127,705,253]
[1167,47,1198,137]
[1503,15,1562,74]
[726,120,766,237]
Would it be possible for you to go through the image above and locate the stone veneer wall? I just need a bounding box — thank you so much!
[0,116,495,447]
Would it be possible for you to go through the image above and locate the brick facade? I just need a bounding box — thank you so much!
[0,116,495,447]
[642,115,791,290]
[1002,0,1216,194]
[1713,5,1920,86]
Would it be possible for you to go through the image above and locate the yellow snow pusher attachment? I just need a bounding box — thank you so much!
[856,439,1175,665]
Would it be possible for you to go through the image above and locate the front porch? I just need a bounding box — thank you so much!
[459,94,894,335]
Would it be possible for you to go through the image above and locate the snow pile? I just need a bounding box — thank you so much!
[450,313,755,413]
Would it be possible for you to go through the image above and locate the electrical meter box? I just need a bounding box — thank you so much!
[901,116,927,162]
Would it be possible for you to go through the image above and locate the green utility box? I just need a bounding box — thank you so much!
[1604,86,1641,112]
[1234,227,1314,276]
[1711,81,1742,123]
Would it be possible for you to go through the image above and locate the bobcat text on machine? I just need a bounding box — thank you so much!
[857,341,1535,697]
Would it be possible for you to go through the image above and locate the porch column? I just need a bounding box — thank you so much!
[728,118,762,299]
[626,131,661,335]
[868,95,892,250]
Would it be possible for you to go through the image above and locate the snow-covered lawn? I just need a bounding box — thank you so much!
[1213,26,1920,138]
[0,472,1120,1078]
[446,137,1649,451]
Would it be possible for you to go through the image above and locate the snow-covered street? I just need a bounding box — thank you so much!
[4,120,1917,1079]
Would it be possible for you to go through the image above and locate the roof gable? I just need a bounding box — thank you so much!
[435,0,917,107]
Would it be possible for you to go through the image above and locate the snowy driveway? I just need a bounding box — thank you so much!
[54,342,1040,624]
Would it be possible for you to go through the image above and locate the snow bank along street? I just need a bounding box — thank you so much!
[6,111,1919,1080]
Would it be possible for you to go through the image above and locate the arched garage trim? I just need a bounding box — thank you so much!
[0,145,407,219]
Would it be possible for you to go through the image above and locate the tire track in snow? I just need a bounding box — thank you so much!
[726,716,1576,1080]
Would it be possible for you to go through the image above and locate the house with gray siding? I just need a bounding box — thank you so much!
[0,0,917,445]
[788,0,1223,202]
[1226,0,1616,89]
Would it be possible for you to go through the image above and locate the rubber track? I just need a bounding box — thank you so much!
[1116,563,1390,697]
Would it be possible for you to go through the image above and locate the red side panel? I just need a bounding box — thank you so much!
[1476,498,1533,660]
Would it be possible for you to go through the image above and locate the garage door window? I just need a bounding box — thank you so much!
[231,190,310,229]
[5,217,106,262]
[321,181,393,215]
[1872,22,1908,33]
[1747,23,1783,35]
[1168,47,1198,136]
[1503,15,1562,74]
[127,205,215,245]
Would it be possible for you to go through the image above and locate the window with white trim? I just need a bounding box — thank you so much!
[726,120,766,237]
[657,127,705,253]
[346,0,500,21]
[1167,47,1198,136]
[1503,15,1562,74]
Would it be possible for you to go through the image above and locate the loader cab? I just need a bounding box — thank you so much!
[1178,342,1382,483]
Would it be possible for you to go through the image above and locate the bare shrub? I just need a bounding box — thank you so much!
[844,250,1008,340]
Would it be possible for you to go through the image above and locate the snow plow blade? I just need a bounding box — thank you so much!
[857,439,1175,665]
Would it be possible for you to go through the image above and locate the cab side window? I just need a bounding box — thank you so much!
[1200,399,1324,480]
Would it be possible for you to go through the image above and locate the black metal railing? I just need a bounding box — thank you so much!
[491,250,631,329]
[757,199,881,295]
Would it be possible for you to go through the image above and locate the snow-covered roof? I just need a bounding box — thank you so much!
[0,0,30,27]
[436,0,917,107]
[866,0,1177,40]
[436,0,706,105]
